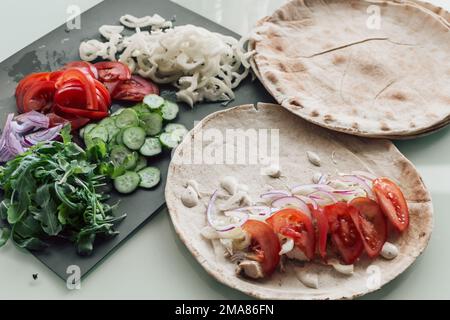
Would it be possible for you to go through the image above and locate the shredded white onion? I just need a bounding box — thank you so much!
[79,14,252,106]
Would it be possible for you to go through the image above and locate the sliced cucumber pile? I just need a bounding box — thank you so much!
[81,94,188,194]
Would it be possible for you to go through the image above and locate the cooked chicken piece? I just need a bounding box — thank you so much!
[236,260,264,279]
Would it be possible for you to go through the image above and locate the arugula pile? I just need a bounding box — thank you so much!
[0,126,126,255]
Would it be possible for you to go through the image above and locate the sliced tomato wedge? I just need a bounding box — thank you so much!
[94,79,111,112]
[55,69,98,110]
[15,72,52,112]
[111,75,159,102]
[242,220,281,277]
[47,112,69,127]
[324,202,364,264]
[62,61,98,79]
[94,61,131,82]
[47,112,89,131]
[102,80,121,95]
[266,208,315,260]
[349,197,387,258]
[21,80,56,113]
[372,177,409,232]
[309,206,328,259]
[54,104,108,120]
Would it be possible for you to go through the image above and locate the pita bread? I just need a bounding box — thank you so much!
[165,103,433,300]
[250,0,450,137]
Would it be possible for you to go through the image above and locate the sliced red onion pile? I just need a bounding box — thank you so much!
[0,111,62,162]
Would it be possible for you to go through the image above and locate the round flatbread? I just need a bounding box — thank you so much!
[250,0,450,137]
[165,103,433,300]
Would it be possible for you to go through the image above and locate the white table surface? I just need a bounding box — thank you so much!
[0,0,449,299]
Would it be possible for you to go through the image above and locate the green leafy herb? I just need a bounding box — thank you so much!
[0,128,126,255]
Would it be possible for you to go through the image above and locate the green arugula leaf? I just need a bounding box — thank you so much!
[0,227,11,248]
[32,184,62,236]
[60,124,72,144]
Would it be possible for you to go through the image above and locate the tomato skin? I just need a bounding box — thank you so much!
[54,104,108,120]
[94,61,131,82]
[94,79,111,112]
[310,206,328,259]
[21,80,56,113]
[372,178,409,232]
[242,220,281,277]
[266,208,315,260]
[16,72,53,112]
[349,197,387,258]
[324,202,364,265]
[62,61,98,79]
[56,69,98,111]
[112,75,159,102]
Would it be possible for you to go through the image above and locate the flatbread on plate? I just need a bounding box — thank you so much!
[165,103,433,299]
[249,0,450,138]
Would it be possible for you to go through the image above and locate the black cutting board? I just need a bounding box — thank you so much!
[0,0,274,280]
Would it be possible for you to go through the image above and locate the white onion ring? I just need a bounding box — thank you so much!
[271,196,311,217]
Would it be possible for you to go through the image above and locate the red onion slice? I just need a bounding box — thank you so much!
[338,175,374,198]
[271,196,311,217]
[291,184,334,194]
[351,170,377,181]
[260,190,291,199]
[309,190,338,203]
[295,194,318,210]
[207,190,248,232]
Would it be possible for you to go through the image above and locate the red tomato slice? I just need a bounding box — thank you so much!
[324,202,364,264]
[94,61,131,82]
[349,197,387,258]
[102,80,121,95]
[372,178,409,232]
[15,72,52,112]
[242,220,281,277]
[55,69,98,110]
[310,206,328,259]
[111,75,159,102]
[47,112,69,127]
[62,61,98,79]
[94,79,111,112]
[266,208,315,260]
[54,104,108,120]
[21,80,56,113]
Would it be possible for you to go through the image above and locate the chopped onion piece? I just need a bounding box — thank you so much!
[207,190,248,232]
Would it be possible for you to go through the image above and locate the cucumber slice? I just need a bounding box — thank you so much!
[122,126,146,150]
[81,123,97,139]
[159,132,179,149]
[164,123,187,133]
[87,125,108,143]
[139,137,162,157]
[165,123,188,143]
[110,145,137,170]
[143,94,164,109]
[115,109,139,128]
[111,108,125,116]
[114,171,140,194]
[134,156,147,172]
[132,103,151,115]
[138,167,160,188]
[100,117,120,142]
[115,128,126,145]
[140,112,163,136]
[161,100,179,120]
